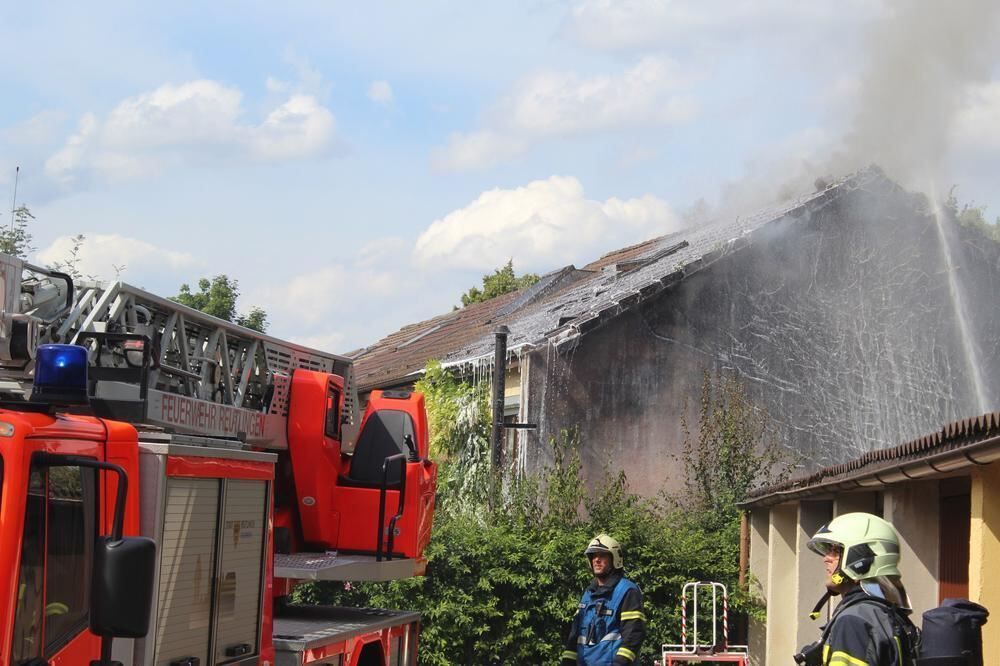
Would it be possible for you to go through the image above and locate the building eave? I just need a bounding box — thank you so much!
[741,412,1000,508]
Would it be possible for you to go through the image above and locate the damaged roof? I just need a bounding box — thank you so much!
[352,166,901,392]
[741,411,1000,508]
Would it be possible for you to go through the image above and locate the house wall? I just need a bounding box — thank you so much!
[834,491,879,516]
[522,180,1000,495]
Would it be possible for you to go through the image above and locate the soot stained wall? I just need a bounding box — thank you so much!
[524,183,1000,495]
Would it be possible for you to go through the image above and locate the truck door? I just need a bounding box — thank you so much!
[10,456,101,665]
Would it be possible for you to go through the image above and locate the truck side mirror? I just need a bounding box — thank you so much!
[90,535,157,638]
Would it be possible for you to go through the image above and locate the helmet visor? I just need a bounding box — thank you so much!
[806,536,842,557]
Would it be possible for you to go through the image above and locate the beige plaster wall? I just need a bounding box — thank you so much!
[970,463,1000,664]
[747,509,770,666]
[833,491,878,516]
[884,480,940,618]
[765,503,798,665]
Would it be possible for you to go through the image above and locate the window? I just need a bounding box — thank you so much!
[11,467,44,663]
[325,385,342,440]
[45,465,96,650]
[11,458,97,662]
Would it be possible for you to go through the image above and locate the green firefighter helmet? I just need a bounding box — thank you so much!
[585,534,623,570]
[807,512,901,581]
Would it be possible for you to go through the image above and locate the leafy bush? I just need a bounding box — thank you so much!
[295,366,785,665]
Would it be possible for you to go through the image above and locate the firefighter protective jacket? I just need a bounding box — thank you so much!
[561,571,646,665]
[820,587,916,666]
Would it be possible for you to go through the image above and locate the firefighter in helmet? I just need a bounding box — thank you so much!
[561,534,646,665]
[798,512,918,666]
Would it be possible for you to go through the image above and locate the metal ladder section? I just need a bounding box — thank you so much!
[660,582,748,665]
[0,256,359,448]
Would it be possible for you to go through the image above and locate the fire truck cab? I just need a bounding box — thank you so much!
[0,256,438,666]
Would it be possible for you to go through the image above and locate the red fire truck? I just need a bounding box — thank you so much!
[0,254,437,666]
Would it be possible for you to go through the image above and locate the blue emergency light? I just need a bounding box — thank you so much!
[31,344,89,405]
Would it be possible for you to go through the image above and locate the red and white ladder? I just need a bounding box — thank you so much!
[659,581,748,665]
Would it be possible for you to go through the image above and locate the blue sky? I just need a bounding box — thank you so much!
[2,1,999,352]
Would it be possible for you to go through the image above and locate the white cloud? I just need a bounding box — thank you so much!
[254,265,349,326]
[265,76,289,94]
[0,111,69,193]
[431,130,529,171]
[368,80,394,105]
[252,261,403,328]
[564,0,883,51]
[284,50,331,100]
[412,175,682,271]
[432,56,697,171]
[248,254,424,353]
[294,332,348,355]
[1,110,68,146]
[45,80,338,187]
[356,236,407,269]
[616,144,660,169]
[267,51,331,101]
[503,56,696,134]
[565,0,680,51]
[252,95,337,161]
[35,234,199,284]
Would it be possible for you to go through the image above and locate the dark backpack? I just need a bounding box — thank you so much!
[917,599,989,666]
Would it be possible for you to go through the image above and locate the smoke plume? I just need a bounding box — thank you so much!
[830,0,1000,186]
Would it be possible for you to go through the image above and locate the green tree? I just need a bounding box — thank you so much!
[459,259,540,307]
[0,205,35,258]
[945,187,1000,242]
[236,306,269,332]
[172,275,269,332]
